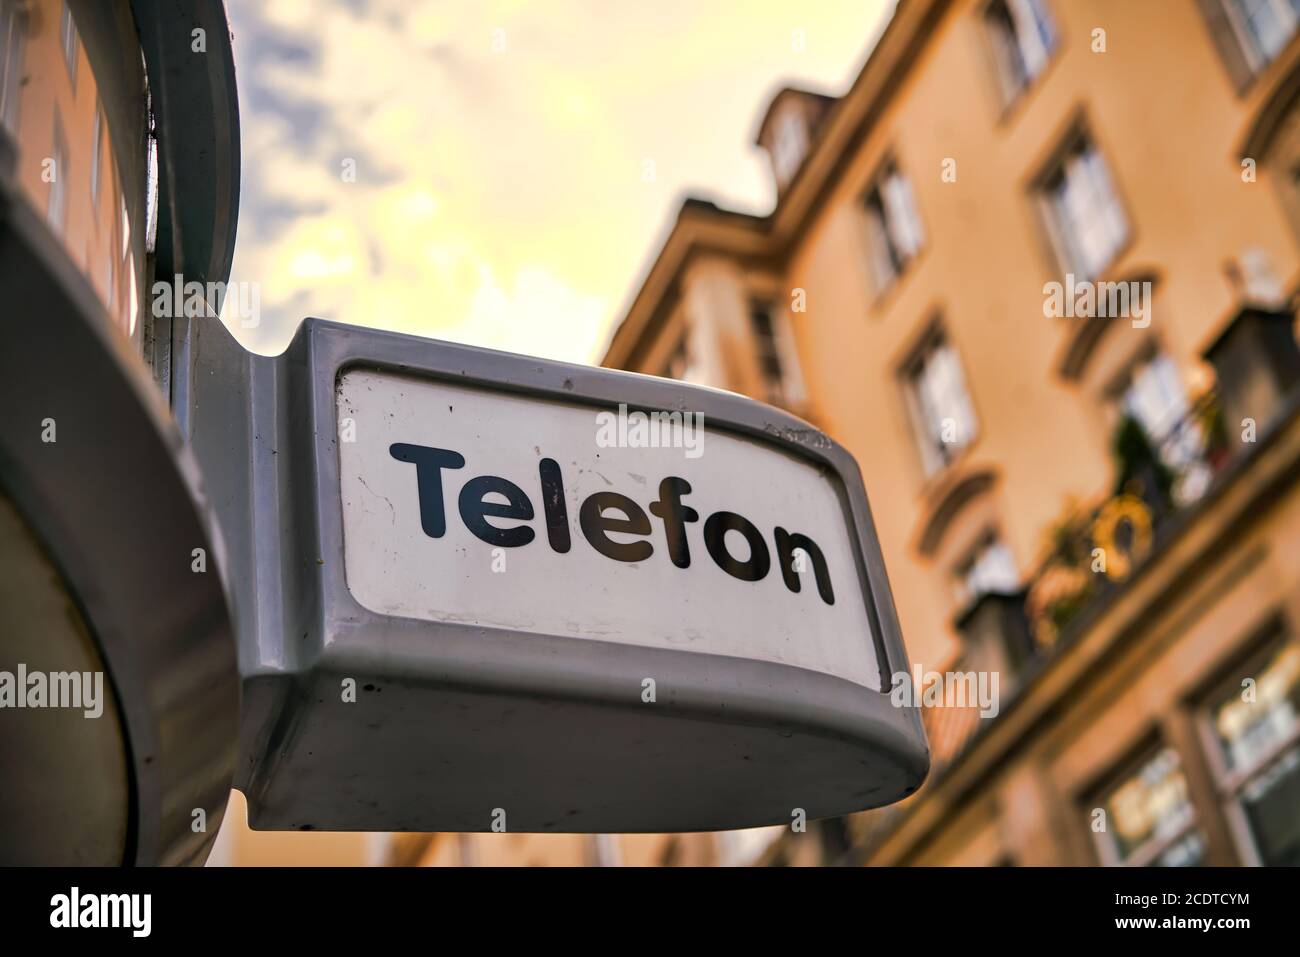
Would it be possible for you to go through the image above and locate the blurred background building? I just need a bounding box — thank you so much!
[598,0,1300,867]
[10,0,1297,867]
[251,0,1300,868]
[1,0,148,339]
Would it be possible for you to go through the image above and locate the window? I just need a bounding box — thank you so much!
[770,110,809,189]
[119,194,139,334]
[104,243,115,313]
[716,826,784,867]
[662,327,705,385]
[748,302,804,407]
[1039,131,1128,281]
[1224,0,1300,71]
[47,112,69,234]
[863,160,924,294]
[1119,352,1188,449]
[903,327,978,475]
[590,834,622,868]
[1205,635,1300,865]
[984,0,1057,104]
[1114,350,1212,504]
[90,103,103,210]
[59,1,77,90]
[1092,746,1207,866]
[664,332,691,380]
[0,0,25,134]
[954,530,1019,605]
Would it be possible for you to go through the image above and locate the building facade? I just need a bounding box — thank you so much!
[602,0,1300,866]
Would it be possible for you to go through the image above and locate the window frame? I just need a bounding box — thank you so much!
[952,527,1020,606]
[1221,0,1300,74]
[1032,120,1131,283]
[770,108,809,190]
[90,100,103,211]
[0,0,26,134]
[747,299,806,408]
[899,320,980,478]
[1195,621,1300,866]
[1084,737,1207,868]
[1106,344,1188,445]
[861,155,926,299]
[980,0,1059,108]
[59,0,78,91]
[47,108,70,235]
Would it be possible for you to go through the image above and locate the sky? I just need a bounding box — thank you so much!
[222,0,895,364]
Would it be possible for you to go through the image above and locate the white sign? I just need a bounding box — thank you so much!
[337,370,881,690]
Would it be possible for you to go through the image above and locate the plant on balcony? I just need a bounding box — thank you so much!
[1026,497,1095,648]
[1111,413,1174,512]
[1192,388,1230,470]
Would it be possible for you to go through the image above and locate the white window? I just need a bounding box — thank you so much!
[47,113,69,234]
[118,194,139,333]
[1205,636,1300,865]
[749,302,805,407]
[90,103,103,210]
[104,244,115,312]
[1041,133,1128,281]
[770,109,809,188]
[1116,351,1214,505]
[0,0,26,134]
[663,327,706,386]
[590,834,622,868]
[954,531,1019,605]
[864,160,925,293]
[1093,747,1206,867]
[903,328,978,475]
[984,0,1057,103]
[716,826,784,867]
[1120,352,1188,447]
[59,1,77,90]
[1225,0,1300,70]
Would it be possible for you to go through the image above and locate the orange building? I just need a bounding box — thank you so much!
[601,0,1300,866]
[2,0,146,340]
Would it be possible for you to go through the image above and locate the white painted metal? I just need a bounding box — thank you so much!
[338,370,881,689]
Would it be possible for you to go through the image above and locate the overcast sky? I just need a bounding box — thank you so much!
[222,0,894,363]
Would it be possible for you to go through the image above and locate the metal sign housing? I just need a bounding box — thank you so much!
[179,317,928,833]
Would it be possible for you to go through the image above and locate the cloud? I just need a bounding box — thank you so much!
[223,0,894,362]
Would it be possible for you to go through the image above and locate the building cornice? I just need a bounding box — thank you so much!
[601,0,952,370]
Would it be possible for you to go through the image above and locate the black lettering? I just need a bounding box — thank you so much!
[538,458,571,553]
[389,443,465,538]
[774,527,835,605]
[648,476,698,568]
[579,492,653,562]
[704,511,770,582]
[458,475,536,547]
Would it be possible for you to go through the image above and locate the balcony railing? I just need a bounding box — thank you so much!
[1026,389,1229,649]
[843,391,1239,860]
